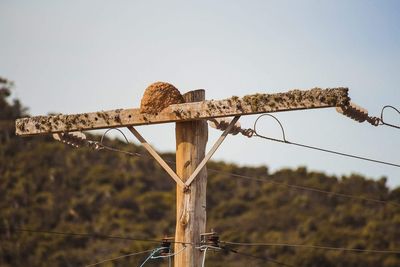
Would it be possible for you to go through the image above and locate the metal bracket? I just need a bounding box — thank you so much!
[127,116,240,188]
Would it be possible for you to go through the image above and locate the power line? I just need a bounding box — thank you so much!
[260,135,400,168]
[138,247,165,267]
[222,246,294,267]
[85,249,155,267]
[221,241,400,254]
[100,128,130,144]
[380,105,400,130]
[97,130,400,208]
[208,168,400,208]
[2,227,192,245]
[201,246,210,267]
[252,114,400,168]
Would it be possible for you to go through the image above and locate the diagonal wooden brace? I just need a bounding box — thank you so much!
[127,126,186,188]
[128,116,240,188]
[184,116,240,187]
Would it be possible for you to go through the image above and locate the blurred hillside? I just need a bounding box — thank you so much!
[1,78,400,267]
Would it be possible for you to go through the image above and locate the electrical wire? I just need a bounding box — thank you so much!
[37,110,400,266]
[98,128,174,162]
[195,245,222,267]
[100,128,130,144]
[201,246,209,267]
[96,131,400,208]
[99,143,143,157]
[169,250,172,267]
[222,246,294,267]
[252,114,400,168]
[85,249,154,267]
[221,241,400,254]
[138,247,164,267]
[150,245,187,259]
[12,107,400,264]
[208,168,400,208]
[1,227,192,245]
[98,128,143,157]
[380,105,400,129]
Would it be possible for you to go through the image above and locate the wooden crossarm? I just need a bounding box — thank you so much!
[15,87,349,136]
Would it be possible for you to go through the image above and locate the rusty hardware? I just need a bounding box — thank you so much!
[336,102,380,126]
[160,236,174,256]
[208,118,254,137]
[52,132,87,148]
[52,132,101,149]
[200,230,220,248]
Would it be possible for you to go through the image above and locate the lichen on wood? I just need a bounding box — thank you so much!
[239,87,349,112]
[15,87,349,136]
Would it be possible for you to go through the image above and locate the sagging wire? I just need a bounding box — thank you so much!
[51,118,400,211]
[250,114,400,168]
[84,249,154,267]
[138,247,166,267]
[1,227,193,245]
[137,245,187,267]
[5,228,191,267]
[75,125,399,207]
[150,245,186,259]
[208,168,400,208]
[196,230,293,267]
[221,240,400,254]
[136,236,186,267]
[221,246,295,267]
[380,105,400,129]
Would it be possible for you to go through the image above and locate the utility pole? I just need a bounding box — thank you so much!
[15,86,350,266]
[175,90,208,267]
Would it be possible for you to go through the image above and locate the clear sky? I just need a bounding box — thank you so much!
[1,1,399,186]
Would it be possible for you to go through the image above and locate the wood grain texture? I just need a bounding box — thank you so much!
[174,90,208,267]
[127,126,185,187]
[15,87,349,136]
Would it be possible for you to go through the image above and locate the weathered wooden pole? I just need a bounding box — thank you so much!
[174,90,208,267]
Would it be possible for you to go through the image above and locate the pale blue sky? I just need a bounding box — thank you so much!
[1,1,399,186]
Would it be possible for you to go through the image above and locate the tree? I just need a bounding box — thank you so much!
[0,77,27,142]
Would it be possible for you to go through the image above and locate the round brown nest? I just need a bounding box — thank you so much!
[140,82,185,114]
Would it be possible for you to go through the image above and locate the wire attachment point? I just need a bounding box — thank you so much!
[336,101,380,126]
[380,105,400,129]
[160,236,174,256]
[200,230,220,248]
[52,131,103,150]
[253,114,288,142]
[208,118,254,138]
